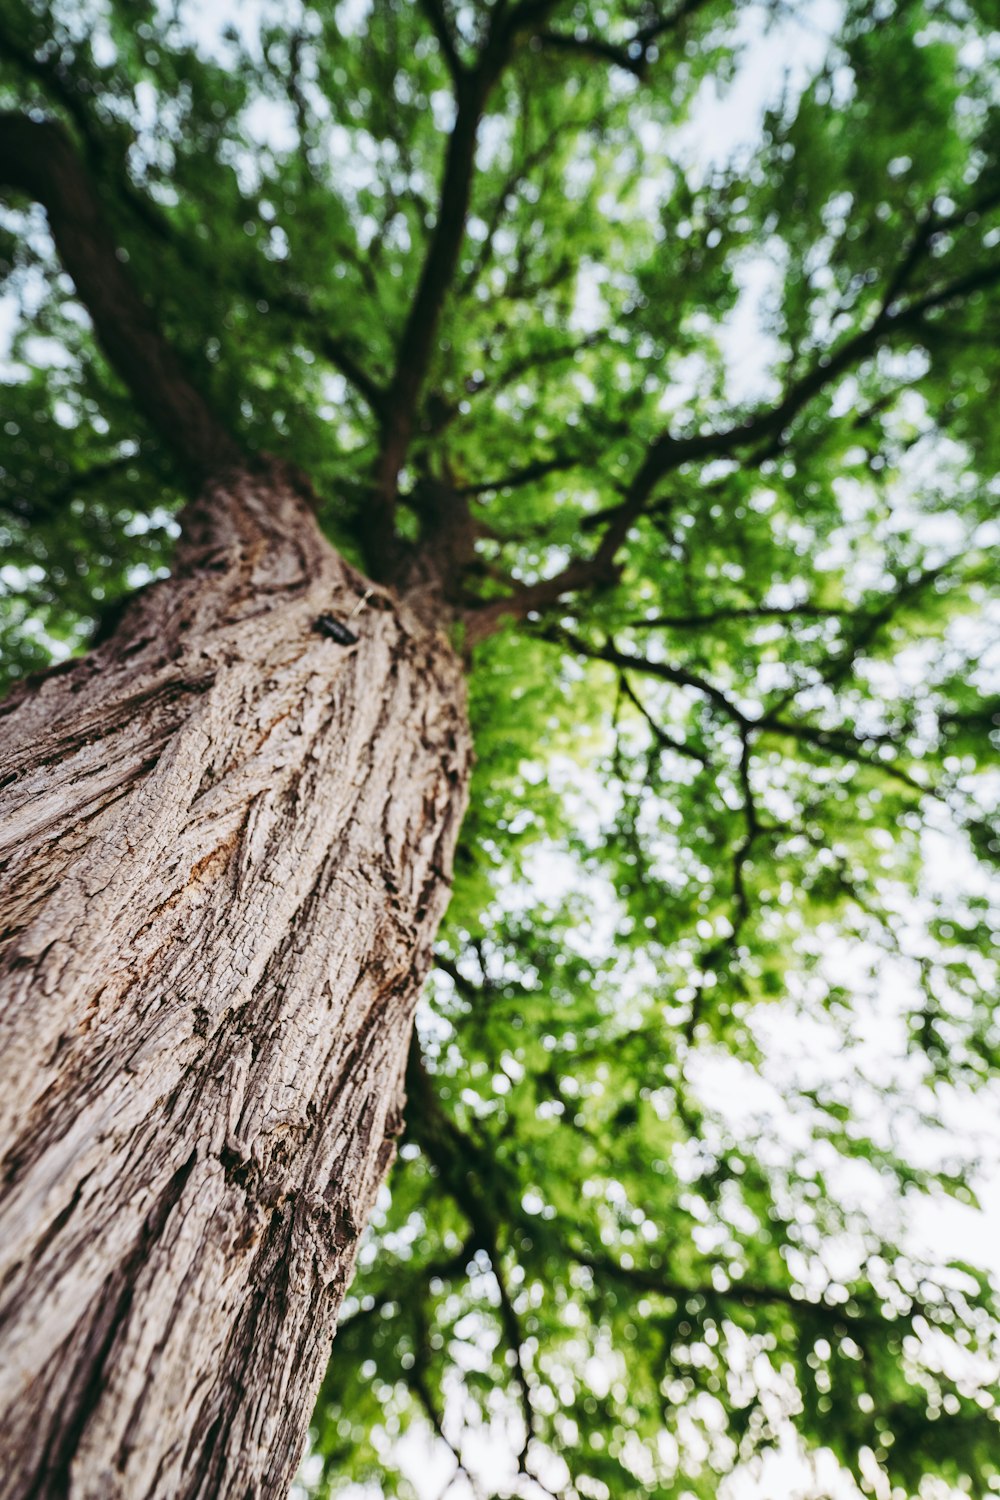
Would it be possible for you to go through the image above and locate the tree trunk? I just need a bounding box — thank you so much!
[0,467,471,1500]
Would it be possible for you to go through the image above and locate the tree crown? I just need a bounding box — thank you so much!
[2,0,999,1494]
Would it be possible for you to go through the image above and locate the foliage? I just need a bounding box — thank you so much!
[2,0,1000,1495]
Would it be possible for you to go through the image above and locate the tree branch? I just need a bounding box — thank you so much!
[411,1304,482,1500]
[619,254,1000,509]
[542,627,943,802]
[618,672,711,765]
[464,329,611,402]
[572,1247,887,1332]
[545,627,750,725]
[629,602,850,630]
[458,118,564,296]
[457,454,588,496]
[462,556,619,643]
[257,286,388,415]
[417,0,465,84]
[537,0,711,77]
[405,1034,538,1461]
[1,452,143,523]
[755,716,935,799]
[369,0,562,567]
[498,231,1000,612]
[1,20,389,417]
[0,112,242,482]
[370,70,495,551]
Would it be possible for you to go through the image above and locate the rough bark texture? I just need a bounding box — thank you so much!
[0,466,472,1500]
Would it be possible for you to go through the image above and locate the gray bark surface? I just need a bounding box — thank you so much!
[0,467,471,1499]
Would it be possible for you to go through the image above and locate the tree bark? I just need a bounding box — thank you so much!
[0,465,471,1500]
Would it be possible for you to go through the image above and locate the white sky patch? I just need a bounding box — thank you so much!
[674,0,845,185]
[242,96,299,155]
[717,247,789,405]
[161,0,274,62]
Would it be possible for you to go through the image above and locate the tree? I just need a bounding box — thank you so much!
[1,0,998,1496]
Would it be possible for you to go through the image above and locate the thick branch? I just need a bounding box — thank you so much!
[370,0,561,565]
[0,21,387,418]
[417,0,464,83]
[494,240,1000,614]
[370,76,493,547]
[462,557,620,643]
[618,255,1000,517]
[0,113,242,481]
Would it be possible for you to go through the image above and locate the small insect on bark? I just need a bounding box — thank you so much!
[313,614,359,646]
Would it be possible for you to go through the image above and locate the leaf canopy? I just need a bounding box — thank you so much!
[2,0,1000,1495]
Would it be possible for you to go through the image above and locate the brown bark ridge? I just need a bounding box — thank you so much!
[0,464,472,1499]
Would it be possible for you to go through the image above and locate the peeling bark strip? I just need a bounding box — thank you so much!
[0,468,472,1500]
